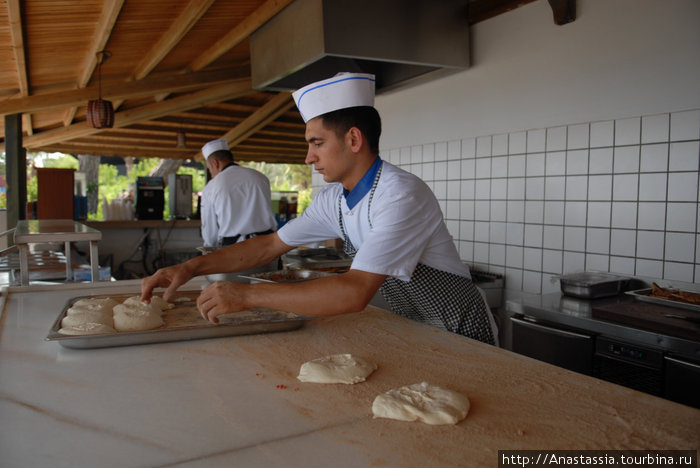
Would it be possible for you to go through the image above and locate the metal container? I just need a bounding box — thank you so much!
[45,292,310,349]
[240,269,332,284]
[471,270,505,309]
[559,272,630,299]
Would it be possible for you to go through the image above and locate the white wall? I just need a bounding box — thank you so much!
[377,0,700,148]
[321,0,700,293]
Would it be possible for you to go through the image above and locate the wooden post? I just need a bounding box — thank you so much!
[4,114,27,236]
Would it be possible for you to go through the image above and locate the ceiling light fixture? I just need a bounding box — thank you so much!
[86,50,114,129]
[176,121,186,148]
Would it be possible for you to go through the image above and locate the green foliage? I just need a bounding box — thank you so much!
[18,152,310,219]
[240,161,312,215]
[44,156,79,170]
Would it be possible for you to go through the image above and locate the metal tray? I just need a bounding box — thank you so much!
[559,272,629,299]
[45,292,310,349]
[625,289,700,313]
[240,269,333,284]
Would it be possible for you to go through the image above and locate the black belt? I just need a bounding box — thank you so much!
[222,229,274,246]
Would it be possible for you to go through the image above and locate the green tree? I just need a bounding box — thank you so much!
[18,152,310,220]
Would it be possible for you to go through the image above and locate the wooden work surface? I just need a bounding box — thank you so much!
[1,279,698,467]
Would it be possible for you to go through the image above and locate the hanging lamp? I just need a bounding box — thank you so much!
[87,50,114,129]
[176,121,187,148]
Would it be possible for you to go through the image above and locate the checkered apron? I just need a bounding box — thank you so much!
[338,166,495,345]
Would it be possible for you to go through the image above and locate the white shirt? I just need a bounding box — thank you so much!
[200,164,277,247]
[278,161,470,281]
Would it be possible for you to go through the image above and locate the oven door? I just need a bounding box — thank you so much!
[511,316,594,375]
[664,355,700,409]
[592,337,664,397]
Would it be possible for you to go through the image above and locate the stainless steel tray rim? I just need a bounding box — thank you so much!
[625,288,700,313]
[46,292,311,349]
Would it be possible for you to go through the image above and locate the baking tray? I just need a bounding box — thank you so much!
[45,291,310,349]
[626,288,700,313]
[239,269,333,284]
[559,272,630,299]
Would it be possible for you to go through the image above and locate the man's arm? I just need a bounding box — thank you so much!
[141,232,292,302]
[196,269,387,322]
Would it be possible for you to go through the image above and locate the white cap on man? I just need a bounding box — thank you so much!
[201,139,229,159]
[292,73,375,123]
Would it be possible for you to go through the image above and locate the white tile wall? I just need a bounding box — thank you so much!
[374,109,700,293]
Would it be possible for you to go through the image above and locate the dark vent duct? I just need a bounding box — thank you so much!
[250,0,470,93]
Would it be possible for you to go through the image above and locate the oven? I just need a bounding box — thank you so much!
[511,316,593,375]
[593,336,663,397]
[510,314,700,408]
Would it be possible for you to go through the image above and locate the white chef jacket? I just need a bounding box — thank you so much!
[200,164,277,247]
[278,161,470,282]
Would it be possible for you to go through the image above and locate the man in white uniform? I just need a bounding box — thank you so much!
[142,74,496,345]
[199,139,277,247]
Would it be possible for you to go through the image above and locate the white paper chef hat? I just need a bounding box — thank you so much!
[292,73,376,123]
[201,139,229,159]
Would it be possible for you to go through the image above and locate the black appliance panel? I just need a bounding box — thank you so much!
[664,355,700,409]
[511,316,594,375]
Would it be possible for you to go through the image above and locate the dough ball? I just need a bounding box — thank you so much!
[297,354,377,384]
[149,295,175,310]
[122,295,171,312]
[372,382,470,425]
[68,297,119,315]
[58,322,117,335]
[61,310,113,328]
[113,304,164,332]
[117,298,161,315]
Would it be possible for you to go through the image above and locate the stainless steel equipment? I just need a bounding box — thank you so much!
[249,0,470,93]
[559,272,630,299]
[46,292,309,349]
[507,291,700,408]
[168,173,192,219]
[136,176,164,220]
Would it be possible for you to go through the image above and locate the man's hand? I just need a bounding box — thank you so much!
[197,281,250,323]
[141,263,196,303]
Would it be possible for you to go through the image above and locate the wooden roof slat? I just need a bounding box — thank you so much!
[187,0,294,72]
[0,67,246,115]
[7,0,34,135]
[7,0,28,96]
[0,0,532,164]
[61,0,125,126]
[210,92,294,159]
[20,79,254,149]
[110,0,217,111]
[133,0,216,81]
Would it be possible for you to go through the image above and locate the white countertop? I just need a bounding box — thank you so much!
[14,219,102,243]
[1,280,698,468]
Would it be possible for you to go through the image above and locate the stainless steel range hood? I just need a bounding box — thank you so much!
[250,0,470,93]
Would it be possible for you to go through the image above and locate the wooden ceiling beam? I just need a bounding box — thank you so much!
[37,144,196,160]
[131,120,232,133]
[109,0,216,110]
[133,0,216,80]
[187,0,295,72]
[241,137,306,149]
[7,0,33,135]
[186,91,294,160]
[0,68,246,116]
[62,0,126,126]
[37,143,306,164]
[20,79,254,149]
[7,0,28,97]
[227,93,295,146]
